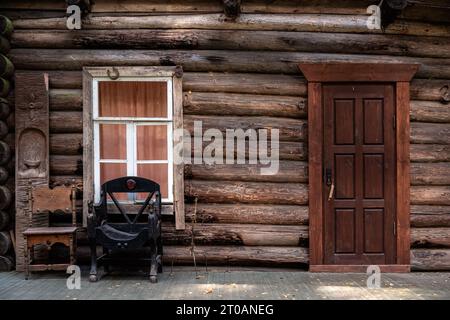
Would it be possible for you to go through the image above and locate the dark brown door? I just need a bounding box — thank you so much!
[323,84,396,265]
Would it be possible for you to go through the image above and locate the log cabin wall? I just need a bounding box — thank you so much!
[1,0,449,271]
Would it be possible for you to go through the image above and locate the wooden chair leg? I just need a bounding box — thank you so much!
[149,240,158,283]
[89,239,98,282]
[157,236,163,273]
[69,235,75,266]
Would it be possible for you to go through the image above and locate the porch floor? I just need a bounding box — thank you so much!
[0,267,449,300]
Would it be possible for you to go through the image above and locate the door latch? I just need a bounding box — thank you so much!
[325,168,332,186]
[325,168,334,200]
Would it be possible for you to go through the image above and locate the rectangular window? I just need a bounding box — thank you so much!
[83,67,185,230]
[93,80,173,203]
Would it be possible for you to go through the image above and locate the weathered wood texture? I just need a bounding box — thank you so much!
[9,49,450,79]
[411,249,450,271]
[411,205,450,227]
[185,204,308,225]
[4,1,450,271]
[10,29,450,58]
[8,13,450,37]
[14,72,50,271]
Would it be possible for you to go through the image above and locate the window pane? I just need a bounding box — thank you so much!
[136,125,168,160]
[100,163,128,201]
[99,81,167,118]
[100,124,126,160]
[137,164,168,200]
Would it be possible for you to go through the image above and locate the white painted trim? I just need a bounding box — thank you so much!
[99,159,128,163]
[93,117,172,122]
[93,121,100,203]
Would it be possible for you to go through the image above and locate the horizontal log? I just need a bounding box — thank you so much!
[411,249,450,271]
[10,49,450,79]
[50,155,82,176]
[410,144,450,162]
[49,89,82,111]
[410,122,450,144]
[0,0,221,12]
[40,71,450,103]
[410,100,450,123]
[411,227,450,248]
[162,223,308,247]
[50,133,82,155]
[164,245,309,266]
[411,205,450,227]
[88,0,376,14]
[184,72,307,96]
[411,162,450,185]
[11,13,450,37]
[184,115,306,142]
[191,140,307,161]
[49,111,82,133]
[11,29,450,58]
[411,186,450,205]
[184,92,306,118]
[185,180,308,205]
[185,203,308,225]
[411,79,450,102]
[47,71,82,89]
[241,0,375,14]
[185,161,308,183]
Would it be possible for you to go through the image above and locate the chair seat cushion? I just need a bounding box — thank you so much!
[97,223,143,242]
[23,226,77,236]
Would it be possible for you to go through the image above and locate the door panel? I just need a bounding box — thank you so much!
[324,84,396,265]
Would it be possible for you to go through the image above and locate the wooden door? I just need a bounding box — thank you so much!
[323,84,396,265]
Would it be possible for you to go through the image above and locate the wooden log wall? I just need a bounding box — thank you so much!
[0,14,14,272]
[1,0,450,271]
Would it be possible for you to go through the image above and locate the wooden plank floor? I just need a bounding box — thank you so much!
[0,267,449,300]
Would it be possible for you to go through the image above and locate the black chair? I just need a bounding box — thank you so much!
[87,176,163,283]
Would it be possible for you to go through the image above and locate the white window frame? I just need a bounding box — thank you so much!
[83,66,185,230]
[92,77,174,204]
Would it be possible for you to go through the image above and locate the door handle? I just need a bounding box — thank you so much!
[328,183,335,201]
[325,168,334,200]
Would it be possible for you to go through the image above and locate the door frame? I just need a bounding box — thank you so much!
[298,63,419,272]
